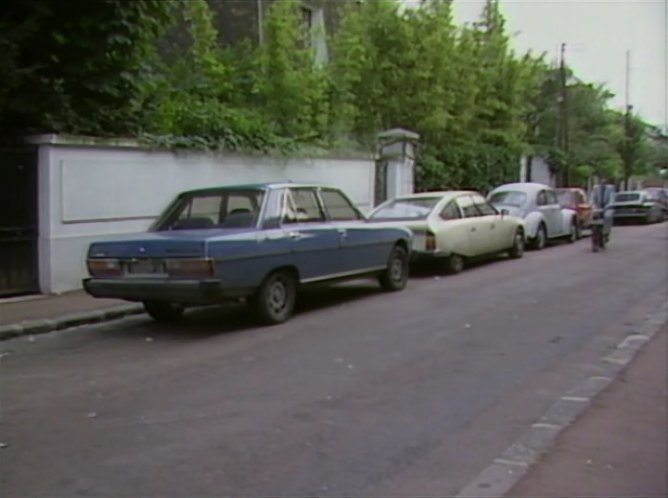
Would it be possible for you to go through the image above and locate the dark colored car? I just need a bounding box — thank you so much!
[644,187,668,214]
[609,190,666,224]
[555,187,592,233]
[83,183,412,325]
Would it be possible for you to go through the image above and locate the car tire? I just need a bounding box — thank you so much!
[445,253,465,274]
[143,301,185,323]
[530,224,547,251]
[379,244,409,291]
[253,270,297,325]
[508,229,525,259]
[567,220,578,243]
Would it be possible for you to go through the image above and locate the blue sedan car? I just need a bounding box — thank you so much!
[83,183,412,325]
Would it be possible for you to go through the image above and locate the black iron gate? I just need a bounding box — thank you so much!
[0,147,39,297]
[374,159,389,207]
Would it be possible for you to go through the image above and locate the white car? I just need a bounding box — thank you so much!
[487,182,578,250]
[368,191,526,274]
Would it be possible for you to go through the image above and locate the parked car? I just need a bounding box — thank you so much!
[555,187,592,233]
[609,190,666,224]
[644,187,668,214]
[367,191,526,274]
[83,183,412,325]
[487,182,579,250]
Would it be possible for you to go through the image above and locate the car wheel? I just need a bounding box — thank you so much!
[645,212,653,224]
[530,224,547,250]
[567,220,577,243]
[253,270,297,325]
[445,253,465,274]
[379,244,409,291]
[143,301,185,323]
[508,229,525,259]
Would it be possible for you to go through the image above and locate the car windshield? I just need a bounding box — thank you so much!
[370,197,441,220]
[614,193,641,203]
[645,189,664,201]
[556,191,574,206]
[155,189,266,231]
[489,191,527,207]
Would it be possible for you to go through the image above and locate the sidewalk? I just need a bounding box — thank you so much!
[0,291,143,340]
[509,326,667,497]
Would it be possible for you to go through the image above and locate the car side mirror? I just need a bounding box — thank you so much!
[500,209,509,216]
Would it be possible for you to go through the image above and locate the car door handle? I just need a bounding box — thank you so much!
[470,227,477,232]
[490,224,496,229]
[337,228,347,237]
[289,232,306,240]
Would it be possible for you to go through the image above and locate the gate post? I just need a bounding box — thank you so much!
[375,128,419,206]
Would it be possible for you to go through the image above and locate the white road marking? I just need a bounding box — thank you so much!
[560,396,589,402]
[494,458,529,468]
[531,422,560,430]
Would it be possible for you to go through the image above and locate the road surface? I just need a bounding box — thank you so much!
[1,223,666,497]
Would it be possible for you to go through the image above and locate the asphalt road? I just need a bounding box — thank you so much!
[2,223,667,498]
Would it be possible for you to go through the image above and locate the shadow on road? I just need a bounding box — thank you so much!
[120,283,383,340]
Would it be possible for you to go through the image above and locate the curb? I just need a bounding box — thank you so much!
[455,300,668,498]
[0,304,145,341]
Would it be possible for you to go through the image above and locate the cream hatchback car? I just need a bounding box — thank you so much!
[368,191,526,274]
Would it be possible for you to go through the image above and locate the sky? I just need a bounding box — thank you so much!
[401,0,667,131]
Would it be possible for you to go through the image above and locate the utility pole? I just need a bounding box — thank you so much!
[257,0,264,46]
[558,43,570,186]
[623,50,632,190]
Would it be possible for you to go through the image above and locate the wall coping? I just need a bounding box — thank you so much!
[25,134,375,161]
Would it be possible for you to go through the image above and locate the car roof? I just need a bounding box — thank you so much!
[390,190,478,201]
[555,187,584,192]
[180,182,335,196]
[491,182,551,193]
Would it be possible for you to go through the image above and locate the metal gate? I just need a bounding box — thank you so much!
[0,147,39,297]
[374,159,389,207]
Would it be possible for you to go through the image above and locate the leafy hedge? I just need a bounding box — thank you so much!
[1,0,660,189]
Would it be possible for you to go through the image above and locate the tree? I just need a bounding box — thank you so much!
[0,0,175,136]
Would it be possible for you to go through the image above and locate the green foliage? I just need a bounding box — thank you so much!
[1,0,660,184]
[0,0,175,136]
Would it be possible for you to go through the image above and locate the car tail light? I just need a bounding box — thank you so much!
[425,232,437,251]
[165,258,214,278]
[87,259,122,277]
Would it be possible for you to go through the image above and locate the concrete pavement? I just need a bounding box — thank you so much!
[0,291,142,340]
[509,326,667,497]
[1,223,666,497]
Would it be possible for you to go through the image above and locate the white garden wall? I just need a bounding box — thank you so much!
[33,136,379,293]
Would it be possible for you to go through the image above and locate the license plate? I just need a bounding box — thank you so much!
[127,259,165,275]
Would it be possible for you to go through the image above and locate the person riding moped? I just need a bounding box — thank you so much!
[589,178,615,245]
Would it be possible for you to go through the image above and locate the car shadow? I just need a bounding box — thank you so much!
[407,254,516,280]
[126,282,383,339]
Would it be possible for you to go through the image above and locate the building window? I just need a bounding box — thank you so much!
[300,6,313,46]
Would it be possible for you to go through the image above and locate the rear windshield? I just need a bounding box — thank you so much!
[370,197,441,220]
[556,191,574,206]
[488,191,527,207]
[155,189,266,231]
[614,193,641,203]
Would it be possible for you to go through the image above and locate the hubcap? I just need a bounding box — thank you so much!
[452,255,463,271]
[390,256,404,282]
[268,280,287,314]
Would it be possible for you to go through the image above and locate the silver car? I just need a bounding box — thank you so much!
[487,182,579,250]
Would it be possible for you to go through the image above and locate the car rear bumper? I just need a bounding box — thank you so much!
[612,211,649,219]
[83,278,251,304]
[410,250,446,261]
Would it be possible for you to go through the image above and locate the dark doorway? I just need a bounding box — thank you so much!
[374,159,389,207]
[0,147,39,297]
